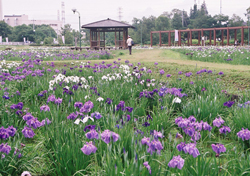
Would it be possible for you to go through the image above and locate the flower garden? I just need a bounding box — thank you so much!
[1,47,250,175]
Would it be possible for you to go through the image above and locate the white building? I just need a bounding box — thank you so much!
[4,14,63,34]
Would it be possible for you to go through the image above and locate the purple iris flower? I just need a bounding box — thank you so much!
[90,112,102,119]
[154,62,158,65]
[147,69,152,73]
[177,118,190,128]
[153,130,163,139]
[142,122,150,127]
[67,112,78,120]
[0,127,10,140]
[219,126,231,134]
[175,132,183,139]
[213,117,225,127]
[201,87,207,91]
[22,126,35,138]
[84,125,96,132]
[141,137,150,145]
[178,71,183,74]
[40,118,52,126]
[116,101,125,111]
[55,98,62,105]
[26,118,42,129]
[80,101,94,113]
[0,143,11,155]
[211,143,226,156]
[7,126,16,137]
[101,130,119,144]
[159,69,165,75]
[184,126,195,137]
[218,71,224,75]
[143,162,152,174]
[190,81,194,84]
[191,131,201,141]
[188,116,196,123]
[185,72,193,77]
[237,128,250,141]
[81,141,97,155]
[85,129,99,139]
[40,105,50,112]
[183,143,200,158]
[203,122,212,132]
[223,101,234,108]
[126,107,133,113]
[175,116,183,124]
[166,74,171,77]
[47,95,56,103]
[74,102,83,109]
[23,113,34,121]
[177,142,186,151]
[168,155,185,169]
[147,139,163,155]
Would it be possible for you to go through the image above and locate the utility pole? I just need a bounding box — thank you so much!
[220,0,222,14]
[118,7,122,21]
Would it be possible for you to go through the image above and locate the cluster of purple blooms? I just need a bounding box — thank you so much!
[141,130,164,155]
[168,155,185,169]
[0,143,12,158]
[238,101,250,108]
[139,89,158,98]
[115,101,133,113]
[143,162,151,174]
[38,90,48,97]
[0,126,16,140]
[22,113,51,138]
[177,142,200,158]
[211,143,226,156]
[196,69,213,74]
[175,116,212,143]
[81,127,120,155]
[10,102,24,115]
[237,128,250,141]
[223,101,235,108]
[46,94,62,105]
[158,87,187,98]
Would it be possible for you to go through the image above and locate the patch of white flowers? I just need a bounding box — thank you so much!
[48,73,89,91]
[0,60,21,69]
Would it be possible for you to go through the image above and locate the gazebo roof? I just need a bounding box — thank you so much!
[82,18,135,29]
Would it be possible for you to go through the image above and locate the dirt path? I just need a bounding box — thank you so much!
[115,49,250,72]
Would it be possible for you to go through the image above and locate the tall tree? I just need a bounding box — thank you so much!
[0,21,12,38]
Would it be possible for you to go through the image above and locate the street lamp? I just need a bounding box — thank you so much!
[137,21,142,46]
[72,8,81,49]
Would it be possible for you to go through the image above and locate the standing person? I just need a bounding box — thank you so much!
[127,35,133,55]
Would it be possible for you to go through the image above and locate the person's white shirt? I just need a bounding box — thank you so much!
[127,38,133,46]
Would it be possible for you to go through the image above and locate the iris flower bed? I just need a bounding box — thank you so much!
[0,49,112,61]
[172,46,250,65]
[1,56,250,175]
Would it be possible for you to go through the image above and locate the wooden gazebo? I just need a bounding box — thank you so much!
[82,18,135,50]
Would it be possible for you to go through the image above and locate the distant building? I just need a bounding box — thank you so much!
[4,14,63,34]
[0,0,3,21]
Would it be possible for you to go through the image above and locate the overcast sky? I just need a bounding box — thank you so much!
[2,0,250,30]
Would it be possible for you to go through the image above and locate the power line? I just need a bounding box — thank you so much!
[118,7,122,21]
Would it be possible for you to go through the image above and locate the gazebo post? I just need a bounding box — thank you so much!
[114,29,116,49]
[227,27,229,45]
[90,29,92,49]
[119,31,121,48]
[198,31,200,46]
[168,32,171,46]
[123,28,125,49]
[201,29,204,46]
[214,29,216,46]
[150,32,152,47]
[159,31,162,47]
[178,31,181,46]
[187,32,190,46]
[234,29,237,43]
[98,31,100,48]
[221,30,224,46]
[241,26,244,46]
[209,30,211,45]
[190,30,192,46]
[103,32,105,49]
